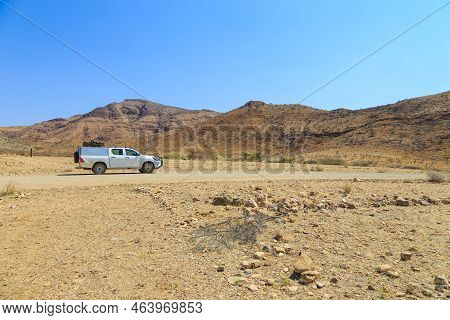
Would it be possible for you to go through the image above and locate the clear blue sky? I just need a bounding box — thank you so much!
[0,0,449,126]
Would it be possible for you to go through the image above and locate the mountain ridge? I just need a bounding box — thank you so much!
[0,91,448,162]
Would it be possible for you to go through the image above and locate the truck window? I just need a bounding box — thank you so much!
[126,149,139,156]
[111,149,123,156]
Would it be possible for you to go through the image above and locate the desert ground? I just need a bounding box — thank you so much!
[0,155,448,300]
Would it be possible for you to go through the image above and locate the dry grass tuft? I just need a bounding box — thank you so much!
[426,171,447,183]
[343,181,352,193]
[1,182,18,197]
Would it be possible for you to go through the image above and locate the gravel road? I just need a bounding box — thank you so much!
[0,171,427,190]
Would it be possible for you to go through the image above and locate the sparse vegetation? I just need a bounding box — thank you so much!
[1,182,18,196]
[242,152,262,162]
[402,164,422,170]
[310,165,324,172]
[192,211,275,251]
[351,160,376,167]
[427,171,447,183]
[317,157,346,166]
[343,181,352,193]
[266,157,295,164]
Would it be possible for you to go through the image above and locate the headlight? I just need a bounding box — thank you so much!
[153,156,161,162]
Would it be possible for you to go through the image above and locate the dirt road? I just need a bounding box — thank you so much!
[0,171,428,190]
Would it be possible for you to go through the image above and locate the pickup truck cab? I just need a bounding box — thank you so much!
[74,147,163,175]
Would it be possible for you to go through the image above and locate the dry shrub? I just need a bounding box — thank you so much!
[318,157,346,166]
[310,165,323,172]
[1,182,18,196]
[427,171,447,183]
[351,160,376,167]
[192,211,275,251]
[343,181,352,193]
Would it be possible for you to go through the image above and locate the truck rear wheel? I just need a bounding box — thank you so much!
[92,163,107,175]
[141,162,154,174]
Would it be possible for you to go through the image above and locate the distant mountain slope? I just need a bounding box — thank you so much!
[0,91,448,161]
[0,134,29,153]
[150,91,449,161]
[0,100,219,154]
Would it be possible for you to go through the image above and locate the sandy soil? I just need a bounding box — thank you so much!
[0,168,448,299]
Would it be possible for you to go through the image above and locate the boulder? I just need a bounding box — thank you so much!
[212,195,233,206]
[293,254,315,274]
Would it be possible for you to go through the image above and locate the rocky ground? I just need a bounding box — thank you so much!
[0,177,448,300]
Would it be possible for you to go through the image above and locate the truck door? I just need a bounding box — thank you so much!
[109,148,126,168]
[125,149,140,168]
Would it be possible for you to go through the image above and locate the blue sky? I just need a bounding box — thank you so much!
[0,0,449,126]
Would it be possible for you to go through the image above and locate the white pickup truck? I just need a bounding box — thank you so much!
[74,147,163,175]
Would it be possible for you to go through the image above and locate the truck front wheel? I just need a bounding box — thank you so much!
[141,162,154,174]
[92,163,107,175]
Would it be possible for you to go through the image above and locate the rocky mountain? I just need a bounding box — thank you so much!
[0,99,219,155]
[149,91,449,162]
[0,91,448,162]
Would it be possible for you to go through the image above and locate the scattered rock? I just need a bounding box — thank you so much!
[376,264,392,274]
[227,276,247,286]
[293,254,315,274]
[288,285,299,292]
[315,281,326,288]
[386,271,399,278]
[244,199,258,208]
[216,266,225,272]
[400,251,412,261]
[367,284,375,291]
[253,252,266,260]
[274,232,284,242]
[246,284,259,292]
[212,195,233,206]
[434,275,448,286]
[299,270,320,284]
[395,198,410,206]
[232,198,244,206]
[273,246,286,254]
[265,278,275,286]
[240,260,261,270]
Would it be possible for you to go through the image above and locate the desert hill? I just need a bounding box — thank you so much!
[149,91,449,162]
[0,91,448,163]
[0,99,219,155]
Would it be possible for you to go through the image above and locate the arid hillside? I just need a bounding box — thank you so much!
[0,99,219,155]
[0,134,29,154]
[0,91,448,163]
[149,91,449,163]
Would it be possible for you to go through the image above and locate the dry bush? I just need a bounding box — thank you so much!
[192,211,275,251]
[402,164,422,170]
[343,181,352,193]
[1,182,18,197]
[317,157,346,166]
[427,171,447,183]
[351,160,376,167]
[310,165,323,172]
